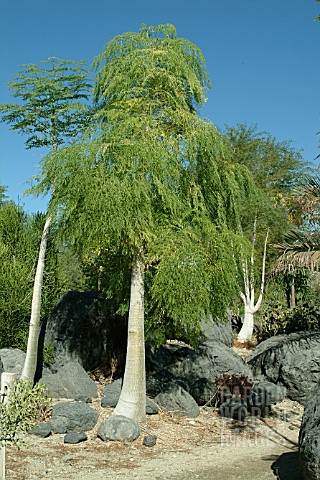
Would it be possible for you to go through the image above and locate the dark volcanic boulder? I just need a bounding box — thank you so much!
[252,380,287,405]
[155,384,200,417]
[299,382,320,479]
[64,432,87,444]
[97,415,140,442]
[40,361,98,399]
[147,342,252,386]
[200,314,233,348]
[146,343,191,372]
[146,369,189,397]
[101,379,122,408]
[51,401,98,433]
[189,378,217,406]
[29,422,52,438]
[167,343,253,385]
[248,331,320,404]
[0,348,25,376]
[44,290,127,371]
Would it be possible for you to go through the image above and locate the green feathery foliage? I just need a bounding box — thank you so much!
[0,380,51,443]
[0,58,92,150]
[224,124,308,197]
[0,201,61,349]
[36,24,254,344]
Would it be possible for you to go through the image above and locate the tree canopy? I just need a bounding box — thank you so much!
[37,24,255,345]
[224,123,308,198]
[0,58,92,150]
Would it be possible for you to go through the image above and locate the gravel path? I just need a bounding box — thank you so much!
[6,399,304,480]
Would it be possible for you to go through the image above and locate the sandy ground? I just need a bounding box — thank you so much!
[5,398,304,480]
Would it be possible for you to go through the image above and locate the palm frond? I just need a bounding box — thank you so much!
[270,229,320,275]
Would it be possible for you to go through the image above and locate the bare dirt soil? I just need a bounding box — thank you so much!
[5,397,304,480]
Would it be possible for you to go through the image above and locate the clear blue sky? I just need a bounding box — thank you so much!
[1,0,319,213]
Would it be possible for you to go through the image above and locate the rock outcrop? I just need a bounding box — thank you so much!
[248,331,320,404]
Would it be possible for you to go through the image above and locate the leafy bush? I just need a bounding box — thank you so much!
[0,380,51,443]
[260,303,320,339]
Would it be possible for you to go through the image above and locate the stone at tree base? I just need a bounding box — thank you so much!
[40,361,98,399]
[190,378,217,406]
[51,401,98,433]
[101,378,122,407]
[29,422,52,438]
[97,415,140,442]
[64,432,87,444]
[100,378,158,414]
[146,398,159,415]
[101,393,118,408]
[155,385,200,417]
[0,348,26,376]
[248,331,320,404]
[143,435,157,447]
[299,382,320,480]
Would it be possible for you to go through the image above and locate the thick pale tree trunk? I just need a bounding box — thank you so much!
[114,245,146,422]
[21,215,51,382]
[238,303,255,342]
[237,225,268,342]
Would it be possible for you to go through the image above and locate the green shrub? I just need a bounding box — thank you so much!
[260,303,320,339]
[0,380,51,443]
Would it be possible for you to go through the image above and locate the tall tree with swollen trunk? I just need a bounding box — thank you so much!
[237,218,269,342]
[38,24,252,422]
[115,245,146,419]
[0,58,92,382]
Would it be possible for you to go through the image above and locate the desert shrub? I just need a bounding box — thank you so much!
[215,374,253,405]
[260,303,320,339]
[0,380,51,443]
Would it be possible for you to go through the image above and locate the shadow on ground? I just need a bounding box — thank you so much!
[271,451,302,480]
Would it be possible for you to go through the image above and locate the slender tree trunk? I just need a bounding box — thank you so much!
[21,215,51,382]
[114,245,146,422]
[290,277,296,309]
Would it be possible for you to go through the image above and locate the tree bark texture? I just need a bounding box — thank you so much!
[114,245,146,422]
[21,215,51,382]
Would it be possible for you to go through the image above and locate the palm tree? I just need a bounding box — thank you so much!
[271,175,320,306]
